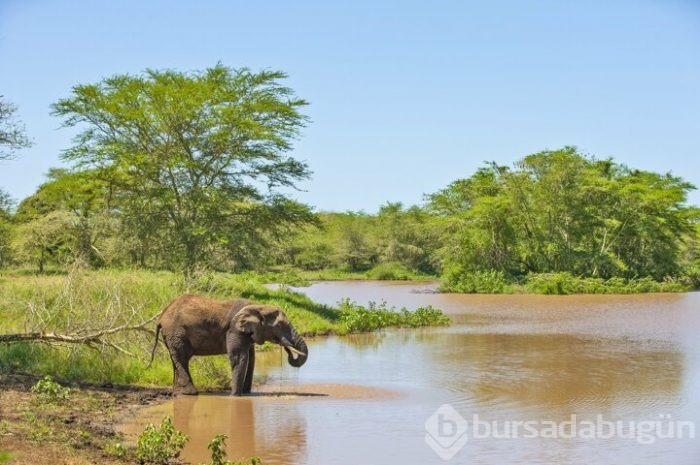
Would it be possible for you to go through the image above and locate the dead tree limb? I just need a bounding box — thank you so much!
[0,313,159,357]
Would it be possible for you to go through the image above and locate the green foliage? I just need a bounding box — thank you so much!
[105,441,128,459]
[522,273,689,294]
[0,189,13,267]
[442,271,691,294]
[429,147,699,285]
[49,64,316,273]
[365,262,414,280]
[0,451,12,464]
[280,204,443,276]
[136,416,188,465]
[441,269,512,293]
[338,299,450,332]
[30,375,71,403]
[0,95,32,160]
[202,434,262,465]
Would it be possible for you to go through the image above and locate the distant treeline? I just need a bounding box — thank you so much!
[278,147,700,290]
[0,66,698,291]
[2,148,699,291]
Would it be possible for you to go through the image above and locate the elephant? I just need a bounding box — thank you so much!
[148,294,308,396]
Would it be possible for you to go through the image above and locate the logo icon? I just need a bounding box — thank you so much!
[425,404,468,460]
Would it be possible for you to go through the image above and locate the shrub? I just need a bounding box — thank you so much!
[522,273,691,295]
[31,376,71,403]
[136,416,188,465]
[400,305,451,327]
[203,434,262,465]
[338,299,450,332]
[365,262,413,280]
[440,269,511,293]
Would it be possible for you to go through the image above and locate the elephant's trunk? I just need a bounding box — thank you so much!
[284,327,308,368]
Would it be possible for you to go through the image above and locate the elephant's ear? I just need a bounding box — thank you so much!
[233,306,262,335]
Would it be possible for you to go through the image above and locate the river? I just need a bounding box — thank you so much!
[120,281,700,464]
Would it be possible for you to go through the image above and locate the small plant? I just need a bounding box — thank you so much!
[105,441,128,459]
[203,434,262,465]
[31,375,71,403]
[136,416,188,465]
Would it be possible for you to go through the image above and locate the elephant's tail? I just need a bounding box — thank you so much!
[146,323,161,369]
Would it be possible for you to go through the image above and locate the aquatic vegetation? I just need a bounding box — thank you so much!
[338,299,450,332]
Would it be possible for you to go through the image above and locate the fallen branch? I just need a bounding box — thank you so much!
[0,313,159,357]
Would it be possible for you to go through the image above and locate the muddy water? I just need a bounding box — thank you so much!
[121,282,700,464]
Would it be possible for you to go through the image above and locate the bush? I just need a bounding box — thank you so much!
[522,273,690,295]
[30,376,71,403]
[400,305,451,327]
[136,416,188,465]
[681,263,700,289]
[338,299,450,332]
[365,262,413,280]
[440,269,511,293]
[439,268,692,294]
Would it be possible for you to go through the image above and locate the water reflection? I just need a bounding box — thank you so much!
[128,394,308,465]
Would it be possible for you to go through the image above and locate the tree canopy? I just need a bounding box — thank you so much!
[428,147,699,280]
[50,65,316,272]
[0,96,31,160]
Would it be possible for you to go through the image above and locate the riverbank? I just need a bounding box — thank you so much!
[439,270,695,294]
[0,269,449,390]
[261,267,697,295]
[0,372,172,465]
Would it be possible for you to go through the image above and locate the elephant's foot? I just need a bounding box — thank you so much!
[174,385,198,396]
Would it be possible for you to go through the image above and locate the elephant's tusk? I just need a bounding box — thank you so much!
[285,346,306,357]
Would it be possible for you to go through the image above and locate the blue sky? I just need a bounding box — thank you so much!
[1,0,699,212]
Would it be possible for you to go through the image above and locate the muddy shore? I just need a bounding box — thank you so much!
[0,372,172,465]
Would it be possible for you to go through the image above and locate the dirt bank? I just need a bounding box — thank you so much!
[0,372,172,465]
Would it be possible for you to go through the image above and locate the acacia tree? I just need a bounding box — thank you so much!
[52,65,316,272]
[0,96,31,160]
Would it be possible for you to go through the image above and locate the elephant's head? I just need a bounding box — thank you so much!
[233,305,308,367]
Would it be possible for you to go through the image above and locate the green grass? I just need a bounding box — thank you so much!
[440,270,692,294]
[0,268,450,389]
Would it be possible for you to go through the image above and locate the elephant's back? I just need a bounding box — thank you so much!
[160,294,251,329]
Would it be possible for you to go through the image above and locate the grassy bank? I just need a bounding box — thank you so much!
[0,268,449,389]
[440,270,694,294]
[263,262,437,285]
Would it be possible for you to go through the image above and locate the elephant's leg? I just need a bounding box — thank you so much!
[242,345,255,394]
[227,342,250,396]
[165,336,198,395]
